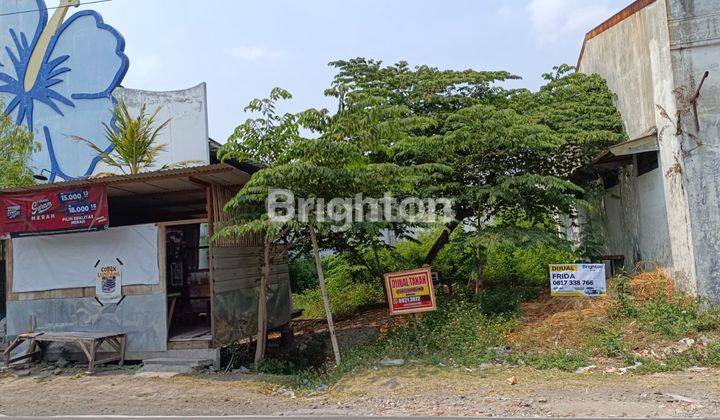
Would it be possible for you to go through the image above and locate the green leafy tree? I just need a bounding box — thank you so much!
[224,88,299,166]
[74,101,173,175]
[220,86,435,365]
[0,107,37,188]
[323,60,625,264]
[219,88,301,365]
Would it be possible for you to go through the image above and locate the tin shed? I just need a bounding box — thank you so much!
[0,163,291,362]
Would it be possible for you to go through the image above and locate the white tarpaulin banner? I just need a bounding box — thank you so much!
[12,224,159,293]
[549,263,606,297]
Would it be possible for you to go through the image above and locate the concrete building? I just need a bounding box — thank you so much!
[578,0,720,298]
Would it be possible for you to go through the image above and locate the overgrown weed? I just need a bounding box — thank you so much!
[228,270,720,389]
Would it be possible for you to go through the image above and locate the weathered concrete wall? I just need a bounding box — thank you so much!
[578,0,720,298]
[579,1,679,274]
[107,83,210,174]
[665,0,720,297]
[6,294,167,352]
[635,167,674,266]
[578,4,660,139]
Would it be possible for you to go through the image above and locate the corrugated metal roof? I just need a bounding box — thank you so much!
[592,128,659,169]
[1,163,251,197]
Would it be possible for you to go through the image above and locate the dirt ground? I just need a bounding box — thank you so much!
[1,364,719,417]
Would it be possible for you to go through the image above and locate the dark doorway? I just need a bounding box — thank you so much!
[0,241,6,319]
[165,223,212,348]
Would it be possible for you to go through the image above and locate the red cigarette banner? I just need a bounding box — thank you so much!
[0,185,109,238]
[384,267,437,315]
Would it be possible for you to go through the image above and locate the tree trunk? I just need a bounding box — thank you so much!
[423,220,461,265]
[254,236,271,366]
[309,226,341,366]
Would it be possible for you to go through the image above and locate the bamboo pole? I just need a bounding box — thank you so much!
[254,235,271,366]
[309,226,341,365]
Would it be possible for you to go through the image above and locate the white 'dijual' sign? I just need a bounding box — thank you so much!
[549,264,606,297]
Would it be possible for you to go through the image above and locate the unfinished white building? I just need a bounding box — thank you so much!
[579,0,720,298]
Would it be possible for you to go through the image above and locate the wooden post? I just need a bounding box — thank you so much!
[309,226,341,366]
[254,236,271,366]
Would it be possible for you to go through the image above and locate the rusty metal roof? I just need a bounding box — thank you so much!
[0,163,251,197]
[577,0,657,69]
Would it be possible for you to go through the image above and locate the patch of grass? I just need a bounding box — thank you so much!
[252,270,720,390]
[381,299,517,366]
[274,298,520,388]
[475,286,540,316]
[613,272,720,339]
[596,328,625,357]
[631,342,720,374]
[636,295,706,338]
[222,334,329,376]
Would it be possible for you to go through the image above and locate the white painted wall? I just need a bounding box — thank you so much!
[98,83,210,174]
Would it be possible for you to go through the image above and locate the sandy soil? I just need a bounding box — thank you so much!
[1,364,719,417]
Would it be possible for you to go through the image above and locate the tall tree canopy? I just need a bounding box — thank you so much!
[220,60,626,288]
[324,59,626,263]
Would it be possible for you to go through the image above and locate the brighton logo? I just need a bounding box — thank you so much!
[267,189,455,232]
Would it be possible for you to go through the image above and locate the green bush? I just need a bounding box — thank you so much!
[288,255,318,293]
[374,229,439,274]
[484,241,575,288]
[515,244,575,286]
[475,287,537,316]
[420,227,577,295]
[635,294,720,338]
[292,254,384,319]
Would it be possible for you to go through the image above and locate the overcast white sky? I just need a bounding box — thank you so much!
[82,0,630,141]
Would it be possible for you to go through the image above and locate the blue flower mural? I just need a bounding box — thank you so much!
[0,0,128,181]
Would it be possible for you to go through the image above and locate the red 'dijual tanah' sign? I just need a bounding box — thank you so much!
[384,267,437,315]
[0,185,109,238]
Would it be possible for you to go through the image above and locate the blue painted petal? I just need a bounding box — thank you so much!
[46,66,71,80]
[46,54,69,70]
[0,0,47,81]
[9,29,24,56]
[23,97,33,127]
[0,72,16,84]
[5,95,21,119]
[0,0,47,127]
[4,45,21,70]
[20,31,29,51]
[44,11,128,100]
[45,89,74,108]
[31,96,115,179]
[44,78,63,89]
[16,98,27,127]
